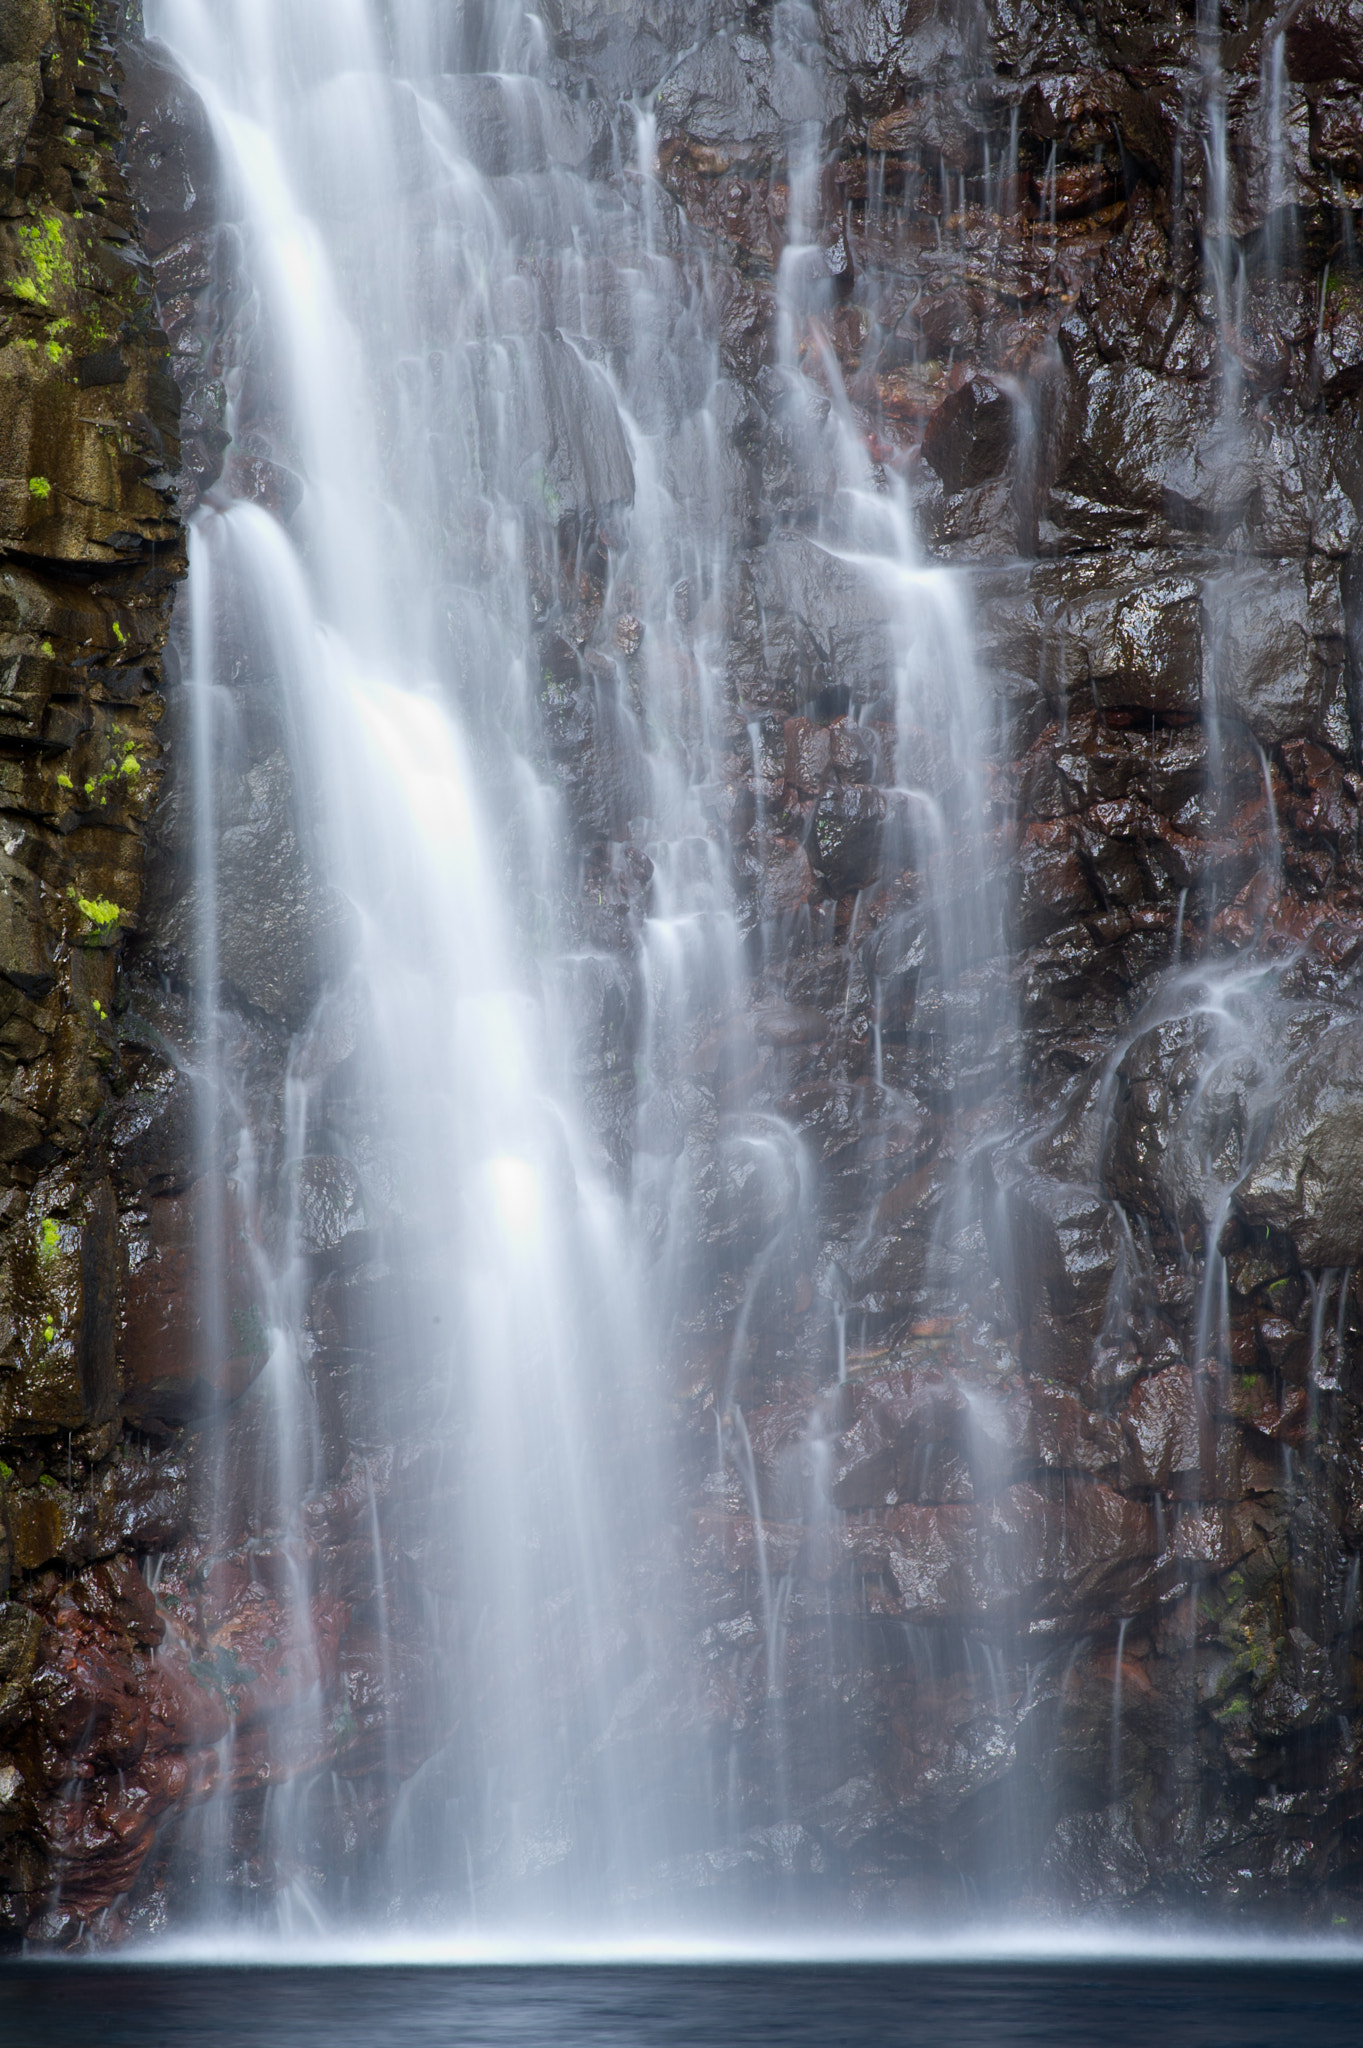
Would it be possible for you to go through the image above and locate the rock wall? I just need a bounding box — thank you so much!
[7,0,1363,1942]
[637,0,1363,1919]
[0,0,188,1947]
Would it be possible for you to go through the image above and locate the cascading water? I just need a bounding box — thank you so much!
[67,0,1361,1945]
[138,0,1008,1935]
[145,0,693,1929]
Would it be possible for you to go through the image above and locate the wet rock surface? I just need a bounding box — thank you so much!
[0,0,188,1947]
[7,0,1363,1947]
[625,0,1363,1930]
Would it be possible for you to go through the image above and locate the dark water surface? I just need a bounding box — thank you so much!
[0,1961,1359,2047]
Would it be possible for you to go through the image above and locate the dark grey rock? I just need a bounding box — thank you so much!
[739,532,895,715]
[541,0,728,98]
[1203,561,1350,750]
[120,36,221,253]
[1063,364,1259,539]
[818,0,978,84]
[462,329,634,527]
[1240,1026,1363,1265]
[291,1154,367,1258]
[432,75,607,179]
[1067,565,1204,718]
[655,28,835,162]
[160,749,354,1027]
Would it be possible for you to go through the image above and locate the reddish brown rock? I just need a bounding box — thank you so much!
[120,1177,268,1430]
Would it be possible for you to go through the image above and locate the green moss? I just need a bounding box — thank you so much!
[41,640,54,657]
[27,477,50,500]
[38,1217,60,1261]
[15,216,76,312]
[67,889,121,933]
[56,771,73,790]
[77,734,141,805]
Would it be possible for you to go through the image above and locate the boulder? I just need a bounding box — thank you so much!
[742,533,896,716]
[818,0,976,83]
[0,1602,39,1731]
[1068,569,1203,718]
[160,749,354,1028]
[809,785,886,895]
[541,0,727,96]
[289,1154,367,1259]
[1062,363,1259,538]
[1120,1364,1202,1492]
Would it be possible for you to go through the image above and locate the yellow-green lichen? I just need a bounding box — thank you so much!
[79,734,140,805]
[14,216,76,311]
[67,888,121,933]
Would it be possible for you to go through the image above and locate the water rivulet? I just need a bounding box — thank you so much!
[3,0,1363,1945]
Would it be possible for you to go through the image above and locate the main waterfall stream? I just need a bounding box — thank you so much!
[142,0,1007,1937]
[150,0,699,1932]
[87,0,1363,1948]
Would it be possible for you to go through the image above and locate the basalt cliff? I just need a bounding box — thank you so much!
[3,0,1363,1945]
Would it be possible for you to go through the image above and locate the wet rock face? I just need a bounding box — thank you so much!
[636,0,1363,1927]
[10,0,1363,1945]
[0,0,186,1947]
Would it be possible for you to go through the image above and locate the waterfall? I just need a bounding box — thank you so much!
[74,0,1360,1946]
[138,0,1005,1935]
[145,0,689,1930]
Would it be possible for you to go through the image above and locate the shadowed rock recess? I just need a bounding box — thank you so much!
[5,0,1363,1945]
